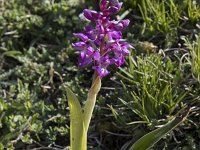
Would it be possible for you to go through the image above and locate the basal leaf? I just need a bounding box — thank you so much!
[66,87,86,150]
[129,107,190,150]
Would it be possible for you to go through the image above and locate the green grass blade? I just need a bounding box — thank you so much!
[66,87,86,150]
[129,107,190,150]
[3,51,22,59]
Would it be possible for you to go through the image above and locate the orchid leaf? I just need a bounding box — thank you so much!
[66,87,86,150]
[83,76,101,133]
[129,107,190,150]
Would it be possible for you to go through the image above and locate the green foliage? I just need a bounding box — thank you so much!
[127,0,200,48]
[117,54,187,123]
[129,107,190,150]
[137,0,181,48]
[181,34,200,83]
[0,79,69,149]
[186,0,200,22]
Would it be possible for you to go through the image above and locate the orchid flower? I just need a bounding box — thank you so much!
[72,0,133,77]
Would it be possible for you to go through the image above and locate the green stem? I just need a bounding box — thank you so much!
[83,75,101,133]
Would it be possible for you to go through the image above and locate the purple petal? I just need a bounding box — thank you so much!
[109,0,121,6]
[83,9,102,21]
[120,19,130,29]
[97,23,105,33]
[73,33,88,42]
[107,31,121,42]
[111,43,122,54]
[110,31,122,39]
[112,55,124,67]
[122,43,133,48]
[72,42,86,50]
[86,46,94,55]
[121,43,133,55]
[84,26,97,40]
[114,22,123,30]
[102,56,111,66]
[109,1,123,14]
[116,56,124,66]
[95,66,109,77]
[110,19,130,31]
[100,0,109,11]
[79,57,92,68]
[122,48,130,55]
[93,51,100,60]
[87,31,97,40]
[80,51,86,59]
[107,6,119,14]
[107,20,118,28]
[107,32,113,39]
[97,34,105,44]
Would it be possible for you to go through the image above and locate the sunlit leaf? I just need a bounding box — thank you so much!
[129,107,190,150]
[66,87,86,150]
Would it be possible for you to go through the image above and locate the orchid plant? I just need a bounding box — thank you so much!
[66,0,189,150]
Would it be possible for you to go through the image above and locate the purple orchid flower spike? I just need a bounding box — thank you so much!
[72,0,133,78]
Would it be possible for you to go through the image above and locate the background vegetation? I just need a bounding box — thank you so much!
[0,0,199,149]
